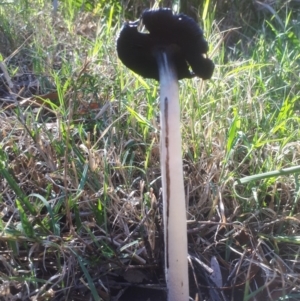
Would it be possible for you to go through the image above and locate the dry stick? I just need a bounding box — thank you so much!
[156,50,189,301]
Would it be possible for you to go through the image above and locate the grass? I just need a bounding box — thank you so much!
[0,0,300,300]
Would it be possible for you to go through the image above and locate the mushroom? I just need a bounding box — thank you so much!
[117,8,214,301]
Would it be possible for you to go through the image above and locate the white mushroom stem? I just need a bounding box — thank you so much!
[156,51,189,301]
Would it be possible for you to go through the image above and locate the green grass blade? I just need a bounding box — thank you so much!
[235,165,300,185]
[0,160,36,215]
[16,199,35,238]
[69,249,102,301]
[29,193,60,236]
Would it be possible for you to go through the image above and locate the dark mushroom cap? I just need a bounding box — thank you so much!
[117,8,214,80]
